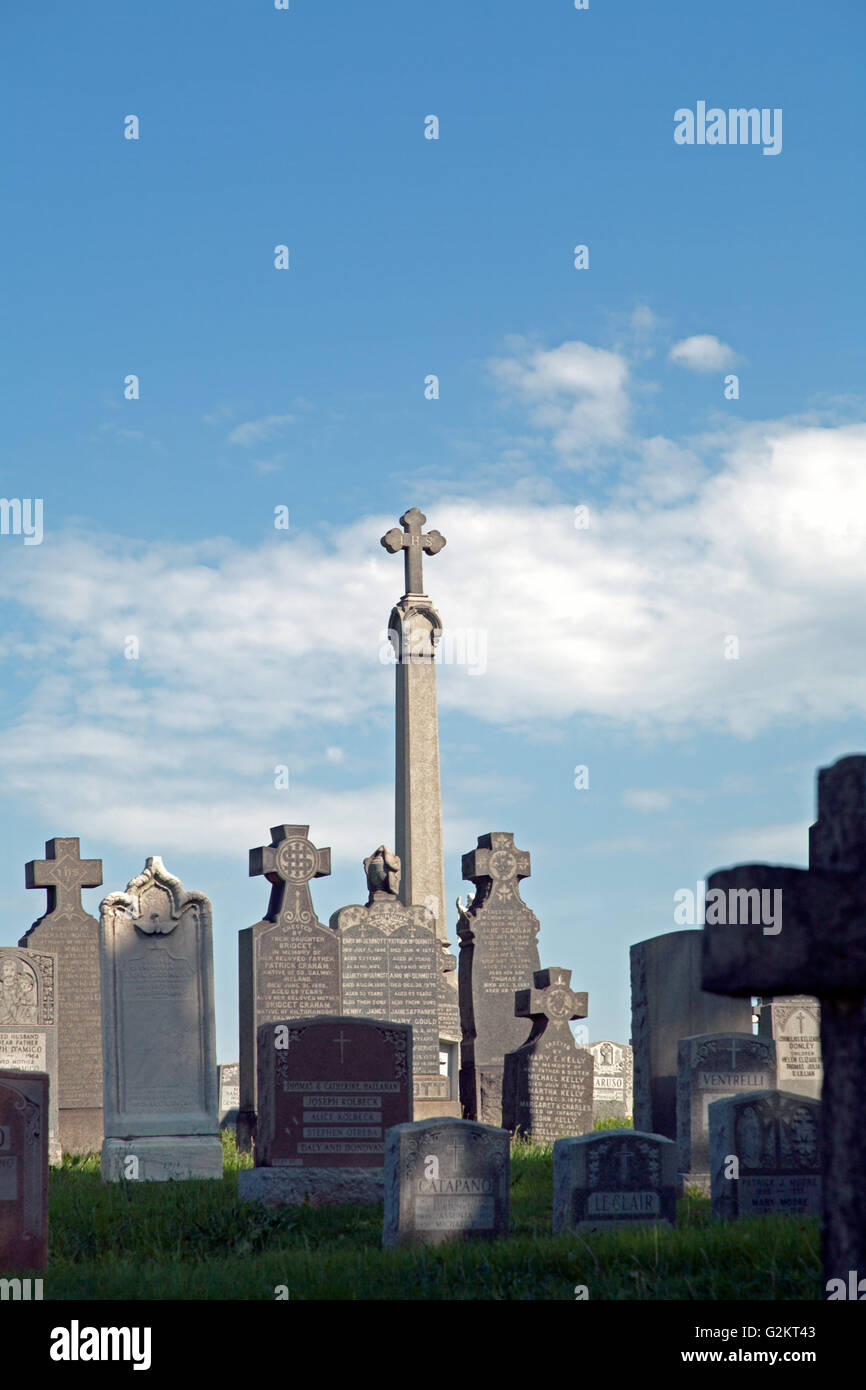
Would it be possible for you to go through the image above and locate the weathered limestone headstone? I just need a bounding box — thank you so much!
[709,1089,821,1220]
[20,837,104,1155]
[553,1130,678,1231]
[457,833,542,1126]
[701,753,866,1286]
[238,824,339,1150]
[239,1016,411,1207]
[218,1063,239,1130]
[383,1117,509,1247]
[0,1070,49,1270]
[331,846,458,1119]
[0,948,60,1164]
[100,856,222,1181]
[502,967,593,1144]
[676,1032,776,1189]
[587,1041,634,1122]
[758,996,822,1099]
[631,930,753,1140]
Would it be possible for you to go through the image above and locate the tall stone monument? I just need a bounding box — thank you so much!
[0,948,60,1165]
[630,929,754,1141]
[237,824,339,1150]
[332,846,459,1118]
[457,833,541,1125]
[381,507,460,1071]
[20,836,104,1154]
[502,967,593,1144]
[100,856,222,1181]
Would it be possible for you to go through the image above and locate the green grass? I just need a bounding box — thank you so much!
[32,1131,820,1300]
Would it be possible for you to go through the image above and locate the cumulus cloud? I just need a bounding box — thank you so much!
[669,335,738,372]
[228,413,295,446]
[489,338,630,456]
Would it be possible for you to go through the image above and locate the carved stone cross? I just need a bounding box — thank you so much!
[25,837,102,920]
[381,507,446,596]
[515,967,588,1042]
[249,825,331,925]
[701,754,866,1288]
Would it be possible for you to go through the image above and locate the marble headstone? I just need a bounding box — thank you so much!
[502,967,593,1145]
[631,930,754,1140]
[587,1040,634,1121]
[239,1016,412,1207]
[21,837,104,1156]
[218,1063,239,1130]
[457,833,541,1127]
[0,948,60,1165]
[100,856,222,1181]
[238,825,339,1149]
[383,1117,509,1247]
[758,996,822,1100]
[677,1032,776,1189]
[710,1088,822,1220]
[332,846,457,1119]
[0,1070,49,1270]
[553,1130,678,1231]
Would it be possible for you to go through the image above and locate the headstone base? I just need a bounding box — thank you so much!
[60,1108,103,1156]
[680,1171,710,1197]
[414,1098,461,1121]
[238,1167,384,1208]
[101,1136,224,1183]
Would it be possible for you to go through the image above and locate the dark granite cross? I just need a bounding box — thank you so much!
[515,967,588,1044]
[250,825,331,925]
[25,838,102,920]
[701,754,866,1288]
[463,832,531,908]
[381,507,446,595]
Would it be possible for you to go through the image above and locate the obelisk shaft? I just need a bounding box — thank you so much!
[394,621,447,938]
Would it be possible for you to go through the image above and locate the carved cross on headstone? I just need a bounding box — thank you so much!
[381,507,446,596]
[462,832,531,909]
[25,837,102,920]
[701,754,866,1288]
[249,825,331,926]
[515,967,588,1043]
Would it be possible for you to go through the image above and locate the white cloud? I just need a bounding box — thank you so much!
[709,822,808,866]
[622,789,672,813]
[669,334,738,373]
[228,413,295,447]
[489,338,630,456]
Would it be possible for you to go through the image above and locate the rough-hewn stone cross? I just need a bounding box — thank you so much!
[381,507,446,596]
[249,825,331,925]
[515,967,588,1042]
[701,754,866,1289]
[25,837,102,920]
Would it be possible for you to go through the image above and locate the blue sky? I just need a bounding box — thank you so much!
[2,1,864,1061]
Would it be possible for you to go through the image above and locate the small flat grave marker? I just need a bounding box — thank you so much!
[383,1117,509,1247]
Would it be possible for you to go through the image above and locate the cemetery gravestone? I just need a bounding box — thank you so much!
[21,837,104,1155]
[239,1016,411,1207]
[709,1089,821,1220]
[588,1040,633,1121]
[0,1070,49,1270]
[631,930,754,1141]
[677,1033,776,1190]
[0,948,60,1164]
[100,856,222,1181]
[502,967,593,1144]
[553,1130,678,1231]
[238,825,339,1150]
[701,753,866,1286]
[383,1117,509,1247]
[758,996,822,1100]
[457,833,542,1127]
[332,846,457,1119]
[218,1063,239,1130]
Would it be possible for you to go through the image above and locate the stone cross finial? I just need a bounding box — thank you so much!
[462,833,531,908]
[381,507,446,596]
[249,825,331,925]
[25,838,102,919]
[515,967,588,1037]
[700,754,866,1289]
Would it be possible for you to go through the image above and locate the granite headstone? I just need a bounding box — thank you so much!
[218,1063,239,1130]
[553,1129,678,1231]
[758,996,822,1100]
[457,833,541,1127]
[238,825,339,1149]
[677,1032,776,1189]
[709,1088,822,1220]
[502,967,593,1144]
[383,1117,510,1247]
[0,1070,49,1271]
[100,856,222,1181]
[0,948,60,1165]
[587,1040,633,1121]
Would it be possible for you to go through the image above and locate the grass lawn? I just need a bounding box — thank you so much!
[36,1132,822,1300]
